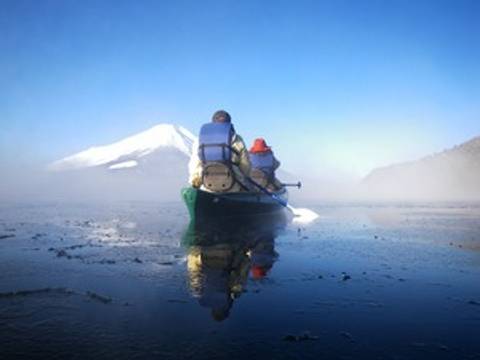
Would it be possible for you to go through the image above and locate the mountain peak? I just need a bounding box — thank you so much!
[49,123,197,171]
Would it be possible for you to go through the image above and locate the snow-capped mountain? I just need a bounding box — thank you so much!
[50,124,196,171]
[46,124,197,201]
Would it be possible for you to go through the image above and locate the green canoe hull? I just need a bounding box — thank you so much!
[181,187,288,221]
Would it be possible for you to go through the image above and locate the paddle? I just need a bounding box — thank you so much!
[244,177,319,222]
[243,177,307,217]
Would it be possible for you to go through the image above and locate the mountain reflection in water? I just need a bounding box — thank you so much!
[182,214,286,321]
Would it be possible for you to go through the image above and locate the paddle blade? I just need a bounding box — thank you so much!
[290,207,319,224]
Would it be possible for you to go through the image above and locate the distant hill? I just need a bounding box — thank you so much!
[361,136,480,201]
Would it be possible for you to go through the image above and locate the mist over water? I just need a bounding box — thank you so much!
[4,140,480,204]
[2,119,479,204]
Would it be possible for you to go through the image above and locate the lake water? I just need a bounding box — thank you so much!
[0,202,479,359]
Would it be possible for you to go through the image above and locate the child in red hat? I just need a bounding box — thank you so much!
[249,138,282,190]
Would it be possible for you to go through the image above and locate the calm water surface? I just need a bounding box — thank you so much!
[0,202,479,360]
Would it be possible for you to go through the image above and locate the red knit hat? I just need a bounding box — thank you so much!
[251,265,267,279]
[250,138,271,153]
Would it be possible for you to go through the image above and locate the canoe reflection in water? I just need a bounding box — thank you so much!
[182,213,287,321]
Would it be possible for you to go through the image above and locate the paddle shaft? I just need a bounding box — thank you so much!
[245,177,291,210]
[281,182,302,189]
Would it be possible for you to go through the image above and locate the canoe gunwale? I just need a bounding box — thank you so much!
[199,188,288,204]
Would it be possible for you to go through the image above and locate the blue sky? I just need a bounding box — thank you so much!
[1,0,479,177]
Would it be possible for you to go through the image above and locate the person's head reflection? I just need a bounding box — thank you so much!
[184,215,284,321]
[249,236,278,280]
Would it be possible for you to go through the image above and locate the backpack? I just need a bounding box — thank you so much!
[249,151,275,187]
[198,123,237,192]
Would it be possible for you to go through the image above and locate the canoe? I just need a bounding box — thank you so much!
[181,187,288,221]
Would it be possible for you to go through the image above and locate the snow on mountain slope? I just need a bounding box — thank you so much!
[50,124,196,171]
[109,160,138,170]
